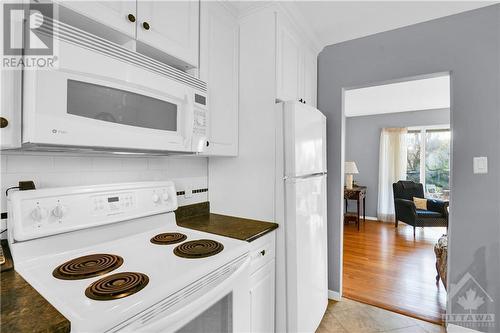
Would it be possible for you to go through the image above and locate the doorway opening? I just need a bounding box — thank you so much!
[340,73,452,324]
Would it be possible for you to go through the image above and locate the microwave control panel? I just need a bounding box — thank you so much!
[193,93,207,136]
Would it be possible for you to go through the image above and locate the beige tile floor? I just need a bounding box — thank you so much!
[316,298,447,333]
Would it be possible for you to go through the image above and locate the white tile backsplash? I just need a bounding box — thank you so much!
[0,152,208,213]
[53,156,93,172]
[7,154,54,173]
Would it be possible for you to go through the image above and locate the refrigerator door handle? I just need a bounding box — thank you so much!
[283,172,327,181]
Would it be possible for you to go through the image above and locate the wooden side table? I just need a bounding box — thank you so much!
[344,186,366,231]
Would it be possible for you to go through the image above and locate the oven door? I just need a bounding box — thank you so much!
[110,255,250,333]
[22,39,195,152]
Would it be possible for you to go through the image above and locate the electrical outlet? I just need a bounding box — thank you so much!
[184,187,193,199]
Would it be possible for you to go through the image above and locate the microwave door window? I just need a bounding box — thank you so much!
[67,79,178,131]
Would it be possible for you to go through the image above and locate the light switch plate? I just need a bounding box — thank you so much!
[473,157,488,174]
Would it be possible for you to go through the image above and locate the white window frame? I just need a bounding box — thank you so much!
[407,124,450,194]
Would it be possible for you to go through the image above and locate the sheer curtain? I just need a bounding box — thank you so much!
[377,128,408,221]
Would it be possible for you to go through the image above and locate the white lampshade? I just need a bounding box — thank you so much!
[345,161,359,174]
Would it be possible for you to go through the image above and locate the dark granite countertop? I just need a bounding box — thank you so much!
[1,240,71,333]
[176,202,278,242]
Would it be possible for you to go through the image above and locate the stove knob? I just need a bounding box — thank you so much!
[161,193,169,202]
[152,194,160,203]
[31,206,48,221]
[52,204,67,218]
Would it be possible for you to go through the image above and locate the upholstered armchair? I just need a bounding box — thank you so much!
[393,181,449,237]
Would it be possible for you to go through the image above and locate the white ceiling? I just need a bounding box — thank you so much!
[291,1,496,47]
[344,75,450,117]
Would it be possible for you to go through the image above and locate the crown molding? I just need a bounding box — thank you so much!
[277,2,323,54]
[222,1,323,53]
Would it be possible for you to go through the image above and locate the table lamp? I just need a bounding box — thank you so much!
[345,161,359,189]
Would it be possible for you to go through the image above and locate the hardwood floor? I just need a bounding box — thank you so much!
[316,298,445,333]
[342,220,447,324]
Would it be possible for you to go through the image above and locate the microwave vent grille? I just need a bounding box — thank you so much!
[35,16,207,92]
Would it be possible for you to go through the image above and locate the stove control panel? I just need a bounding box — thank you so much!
[91,192,135,216]
[8,181,178,242]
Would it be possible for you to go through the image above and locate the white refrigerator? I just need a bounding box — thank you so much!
[275,101,328,333]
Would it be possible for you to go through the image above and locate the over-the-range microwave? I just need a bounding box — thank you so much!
[21,19,208,154]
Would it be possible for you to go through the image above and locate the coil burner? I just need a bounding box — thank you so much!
[85,272,149,301]
[173,239,224,259]
[52,254,123,280]
[150,232,187,245]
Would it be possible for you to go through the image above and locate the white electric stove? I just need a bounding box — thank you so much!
[7,181,251,332]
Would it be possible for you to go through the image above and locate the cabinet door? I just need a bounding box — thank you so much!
[136,0,199,68]
[56,1,136,38]
[302,49,317,108]
[276,14,301,102]
[250,260,275,333]
[199,3,238,156]
[0,3,21,149]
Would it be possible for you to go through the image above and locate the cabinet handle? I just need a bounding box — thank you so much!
[127,14,136,22]
[0,117,8,128]
[142,22,150,30]
[206,141,210,147]
[260,250,266,256]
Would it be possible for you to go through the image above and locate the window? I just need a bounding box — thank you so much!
[405,127,450,200]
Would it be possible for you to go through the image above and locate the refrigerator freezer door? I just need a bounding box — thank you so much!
[285,174,328,333]
[283,101,327,178]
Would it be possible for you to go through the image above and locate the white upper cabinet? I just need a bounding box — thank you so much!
[56,1,137,38]
[136,0,199,68]
[57,1,199,68]
[199,2,239,156]
[276,14,301,103]
[302,49,317,108]
[276,13,317,107]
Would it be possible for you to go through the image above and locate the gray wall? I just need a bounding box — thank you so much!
[318,5,500,331]
[345,108,450,217]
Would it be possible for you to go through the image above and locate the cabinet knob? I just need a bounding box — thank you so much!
[0,117,8,128]
[260,250,266,256]
[127,14,136,22]
[142,22,150,30]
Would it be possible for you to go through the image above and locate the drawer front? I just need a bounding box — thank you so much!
[249,232,276,275]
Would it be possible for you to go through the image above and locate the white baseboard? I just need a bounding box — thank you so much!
[447,324,481,333]
[328,290,342,301]
[364,216,395,223]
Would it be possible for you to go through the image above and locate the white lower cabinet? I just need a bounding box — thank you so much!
[249,232,276,333]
